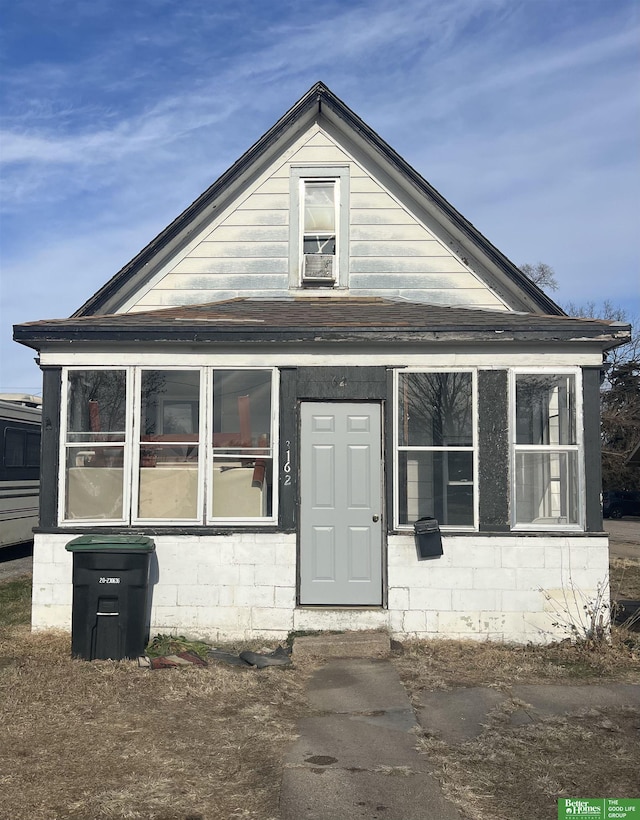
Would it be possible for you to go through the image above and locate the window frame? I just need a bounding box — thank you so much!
[509,367,585,531]
[59,366,132,526]
[300,178,338,284]
[206,367,279,525]
[3,427,41,469]
[132,366,206,525]
[59,366,278,527]
[289,164,350,290]
[393,368,478,531]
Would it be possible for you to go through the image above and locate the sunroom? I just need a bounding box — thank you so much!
[14,297,627,642]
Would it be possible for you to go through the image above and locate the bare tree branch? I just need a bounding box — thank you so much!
[519,262,559,292]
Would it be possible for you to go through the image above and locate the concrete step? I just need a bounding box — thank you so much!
[292,630,391,661]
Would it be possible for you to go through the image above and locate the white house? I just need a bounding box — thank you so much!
[14,83,630,643]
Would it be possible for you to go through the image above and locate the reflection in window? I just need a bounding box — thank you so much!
[399,372,473,447]
[5,430,25,467]
[137,370,201,521]
[67,370,126,441]
[61,367,276,524]
[65,446,125,520]
[516,374,576,446]
[302,180,337,283]
[3,428,40,469]
[513,373,580,526]
[211,370,273,520]
[26,433,40,467]
[212,457,272,518]
[64,370,127,520]
[398,451,474,527]
[397,372,475,527]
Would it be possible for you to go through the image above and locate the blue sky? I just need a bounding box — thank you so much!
[1,0,639,394]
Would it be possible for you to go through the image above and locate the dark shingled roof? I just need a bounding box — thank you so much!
[14,298,630,350]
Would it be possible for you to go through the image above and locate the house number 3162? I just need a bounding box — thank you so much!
[283,441,292,486]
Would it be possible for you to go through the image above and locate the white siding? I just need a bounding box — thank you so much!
[125,125,507,313]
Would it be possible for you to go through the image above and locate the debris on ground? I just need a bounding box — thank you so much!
[143,633,292,670]
[148,651,209,669]
[239,646,292,668]
[207,645,292,669]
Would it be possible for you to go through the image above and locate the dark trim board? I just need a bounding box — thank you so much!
[478,370,510,531]
[39,367,61,529]
[36,526,608,538]
[295,366,387,401]
[384,368,395,536]
[582,366,604,533]
[35,526,287,537]
[278,368,298,532]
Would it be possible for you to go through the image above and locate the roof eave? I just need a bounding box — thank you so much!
[13,324,629,350]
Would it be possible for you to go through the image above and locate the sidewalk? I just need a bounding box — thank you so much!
[279,658,462,820]
[279,648,640,820]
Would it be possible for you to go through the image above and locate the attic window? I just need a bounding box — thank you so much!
[302,180,337,285]
[289,165,350,290]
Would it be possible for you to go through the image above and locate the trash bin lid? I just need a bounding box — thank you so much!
[65,534,155,552]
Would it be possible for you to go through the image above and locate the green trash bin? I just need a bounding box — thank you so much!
[66,535,155,660]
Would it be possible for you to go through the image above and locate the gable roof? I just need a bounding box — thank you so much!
[15,297,628,350]
[73,82,564,318]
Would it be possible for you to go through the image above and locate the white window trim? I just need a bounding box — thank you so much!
[289,164,350,290]
[59,366,132,526]
[393,368,478,531]
[509,367,585,531]
[205,367,279,526]
[131,366,205,526]
[59,366,279,527]
[299,177,339,286]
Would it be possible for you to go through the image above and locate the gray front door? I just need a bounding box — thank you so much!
[299,402,383,605]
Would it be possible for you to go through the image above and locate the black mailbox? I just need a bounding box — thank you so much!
[414,517,443,560]
[66,535,155,660]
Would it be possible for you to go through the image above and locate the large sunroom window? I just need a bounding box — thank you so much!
[137,369,202,521]
[210,370,273,521]
[512,371,582,527]
[60,367,277,525]
[64,369,129,521]
[396,370,476,528]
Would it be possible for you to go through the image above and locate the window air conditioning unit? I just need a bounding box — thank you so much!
[302,254,335,284]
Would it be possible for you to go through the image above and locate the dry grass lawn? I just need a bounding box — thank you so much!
[393,639,640,820]
[393,633,640,691]
[610,555,640,600]
[414,705,640,820]
[390,554,640,820]
[0,622,313,820]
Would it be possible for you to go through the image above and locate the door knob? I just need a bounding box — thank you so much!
[372,515,379,522]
